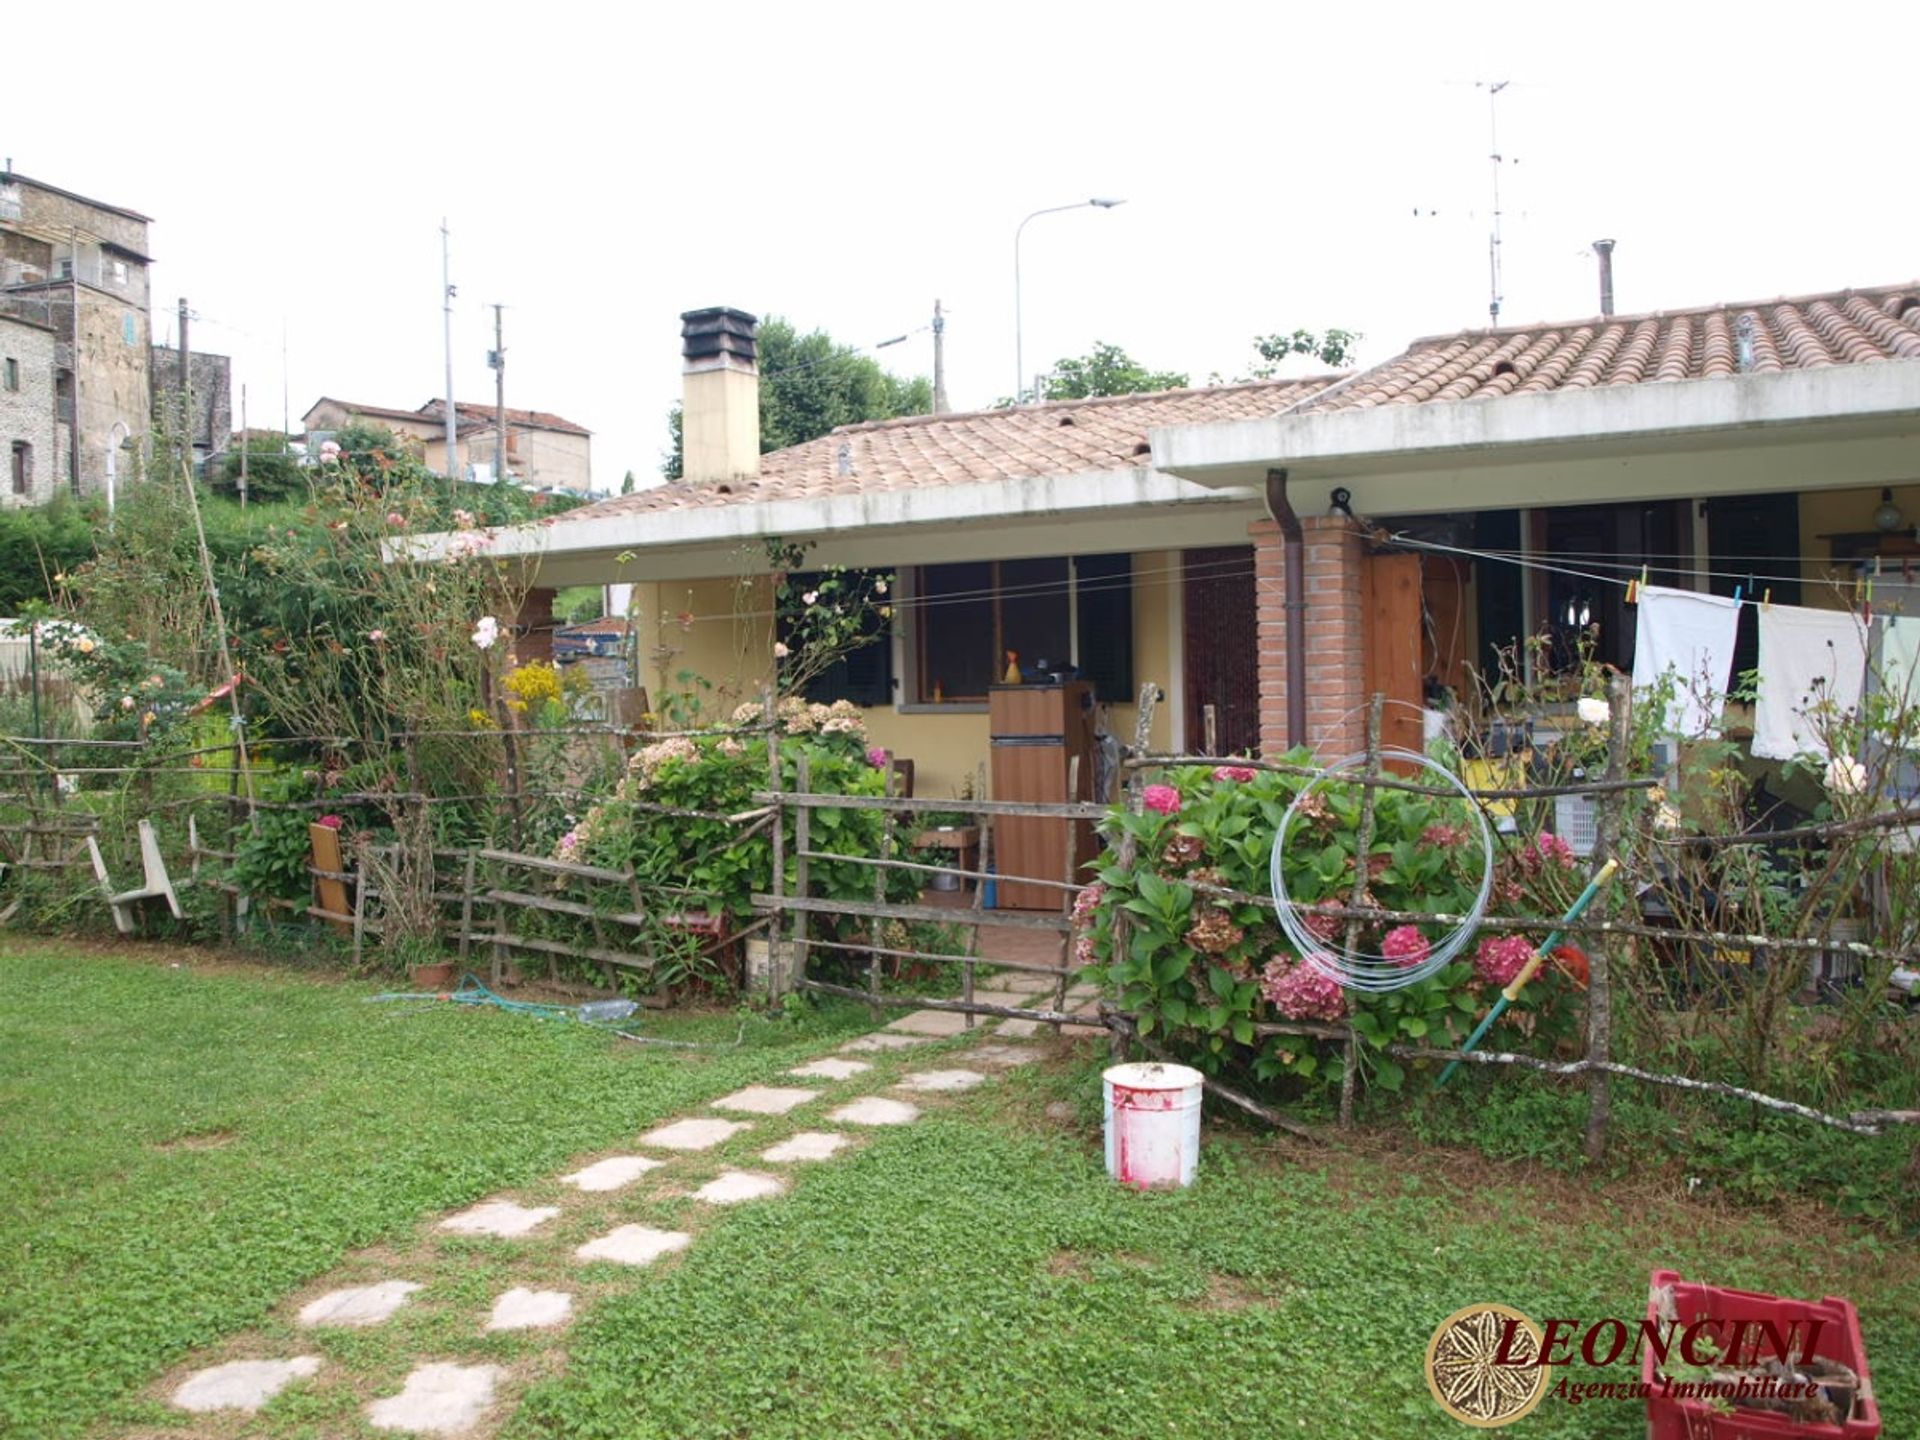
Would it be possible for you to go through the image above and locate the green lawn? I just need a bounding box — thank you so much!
[0,940,869,1438]
[2,940,1914,1439]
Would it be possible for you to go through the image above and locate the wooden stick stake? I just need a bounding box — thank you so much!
[1585,672,1632,1162]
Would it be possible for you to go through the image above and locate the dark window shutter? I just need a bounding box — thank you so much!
[784,569,894,707]
[1075,553,1133,703]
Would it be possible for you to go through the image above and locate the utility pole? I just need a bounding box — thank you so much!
[932,300,949,415]
[178,297,193,478]
[239,383,249,508]
[490,304,507,485]
[441,220,459,487]
[1483,80,1510,327]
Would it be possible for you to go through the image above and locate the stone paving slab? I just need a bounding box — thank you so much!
[638,1117,750,1151]
[990,971,1061,994]
[692,1170,787,1205]
[969,1044,1042,1068]
[789,1057,871,1080]
[367,1361,500,1434]
[828,1096,921,1126]
[576,1224,693,1267]
[994,1019,1043,1039]
[173,1356,321,1413]
[710,1085,821,1116]
[437,1200,560,1238]
[839,1032,932,1052]
[298,1281,422,1329]
[761,1131,849,1163]
[883,1009,972,1037]
[485,1288,573,1331]
[895,1068,988,1093]
[562,1155,663,1192]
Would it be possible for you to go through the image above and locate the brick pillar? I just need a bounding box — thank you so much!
[511,587,557,667]
[1250,516,1368,759]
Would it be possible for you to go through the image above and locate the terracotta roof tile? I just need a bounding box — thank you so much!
[1312,282,1920,410]
[555,377,1333,522]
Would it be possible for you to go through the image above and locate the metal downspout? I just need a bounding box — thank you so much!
[1264,466,1307,749]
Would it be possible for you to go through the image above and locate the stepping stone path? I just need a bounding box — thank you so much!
[563,1155,662,1192]
[828,1096,921,1126]
[576,1224,692,1267]
[486,1288,573,1331]
[966,988,1035,1008]
[711,1084,820,1115]
[638,1117,750,1150]
[158,1024,1048,1434]
[173,1356,321,1413]
[840,1032,931,1052]
[896,1068,988,1093]
[692,1170,787,1205]
[438,1199,559,1237]
[367,1362,500,1435]
[789,1056,870,1080]
[884,1009,972,1037]
[299,1280,422,1328]
[761,1131,849,1163]
[995,1019,1043,1039]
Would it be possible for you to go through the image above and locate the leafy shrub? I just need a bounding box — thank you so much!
[0,496,98,612]
[1082,756,1589,1096]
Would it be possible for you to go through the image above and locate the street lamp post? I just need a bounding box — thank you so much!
[1014,197,1125,402]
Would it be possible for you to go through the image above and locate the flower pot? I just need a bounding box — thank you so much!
[410,960,457,990]
[743,938,797,995]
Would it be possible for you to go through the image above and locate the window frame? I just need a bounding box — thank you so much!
[11,441,32,496]
[3,357,17,392]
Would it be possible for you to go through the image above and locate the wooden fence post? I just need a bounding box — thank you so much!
[791,750,812,1004]
[869,758,896,1023]
[1106,682,1161,1060]
[1585,671,1633,1162]
[763,690,785,1005]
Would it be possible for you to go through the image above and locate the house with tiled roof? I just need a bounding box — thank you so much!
[302,396,592,492]
[427,290,1920,806]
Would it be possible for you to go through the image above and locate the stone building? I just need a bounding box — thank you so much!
[0,170,153,500]
[302,397,593,492]
[0,313,62,505]
[151,345,232,476]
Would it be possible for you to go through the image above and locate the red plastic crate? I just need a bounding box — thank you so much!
[1644,1269,1880,1439]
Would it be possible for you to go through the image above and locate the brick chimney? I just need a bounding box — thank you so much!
[680,307,759,484]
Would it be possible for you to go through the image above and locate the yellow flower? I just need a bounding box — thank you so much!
[467,708,495,730]
[503,661,563,706]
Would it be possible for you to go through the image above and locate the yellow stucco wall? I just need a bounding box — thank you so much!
[1797,484,1920,610]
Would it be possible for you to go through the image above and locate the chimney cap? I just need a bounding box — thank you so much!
[681,307,759,368]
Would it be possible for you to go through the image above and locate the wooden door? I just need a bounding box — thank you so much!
[1183,547,1260,756]
[1363,552,1425,761]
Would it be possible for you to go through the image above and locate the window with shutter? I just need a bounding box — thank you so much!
[1075,553,1133,702]
[779,569,896,707]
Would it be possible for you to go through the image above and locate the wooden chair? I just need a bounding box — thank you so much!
[89,820,183,935]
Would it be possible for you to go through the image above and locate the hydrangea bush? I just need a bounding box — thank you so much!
[1079,752,1589,1095]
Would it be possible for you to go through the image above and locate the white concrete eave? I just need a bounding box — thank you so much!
[395,465,1262,584]
[1148,361,1920,510]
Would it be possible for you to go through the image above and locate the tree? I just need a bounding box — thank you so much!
[620,469,636,495]
[213,433,305,503]
[1024,342,1187,403]
[1248,327,1362,374]
[661,316,933,479]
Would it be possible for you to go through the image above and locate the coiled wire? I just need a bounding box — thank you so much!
[1268,747,1494,993]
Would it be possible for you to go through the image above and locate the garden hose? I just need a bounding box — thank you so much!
[366,973,746,1048]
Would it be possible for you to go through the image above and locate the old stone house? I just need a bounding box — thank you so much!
[0,170,153,500]
[302,397,593,492]
[0,312,61,506]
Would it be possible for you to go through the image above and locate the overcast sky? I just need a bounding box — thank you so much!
[8,2,1918,490]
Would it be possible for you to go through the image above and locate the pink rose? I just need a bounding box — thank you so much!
[867,746,889,768]
[1142,784,1181,815]
[317,814,344,830]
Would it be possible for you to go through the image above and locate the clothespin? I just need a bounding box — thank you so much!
[1762,588,1772,611]
[1732,585,1743,606]
[1627,564,1648,605]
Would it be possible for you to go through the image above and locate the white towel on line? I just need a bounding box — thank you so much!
[1752,604,1869,761]
[1630,584,1740,737]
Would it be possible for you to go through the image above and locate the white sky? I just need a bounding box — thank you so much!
[8,1,1918,490]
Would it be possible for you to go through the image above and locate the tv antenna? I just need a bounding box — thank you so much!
[1481,80,1512,326]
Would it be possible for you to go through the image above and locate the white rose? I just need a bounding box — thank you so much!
[1576,696,1610,727]
[470,616,500,651]
[1824,756,1868,796]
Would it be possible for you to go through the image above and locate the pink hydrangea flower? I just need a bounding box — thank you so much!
[1381,925,1431,968]
[1301,898,1343,943]
[1211,764,1258,783]
[1474,934,1538,987]
[1260,955,1347,1021]
[866,746,889,768]
[1518,833,1577,872]
[1070,881,1105,925]
[1142,784,1181,815]
[1422,822,1468,848]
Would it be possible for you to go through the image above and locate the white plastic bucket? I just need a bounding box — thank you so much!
[1103,1062,1204,1189]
